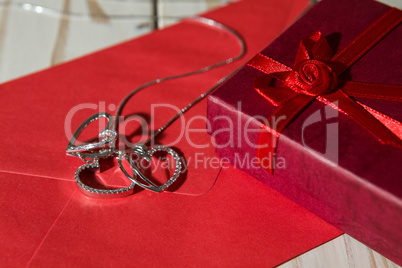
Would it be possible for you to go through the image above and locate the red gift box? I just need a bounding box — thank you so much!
[207,0,402,264]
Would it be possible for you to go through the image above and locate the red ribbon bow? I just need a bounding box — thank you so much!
[247,8,402,174]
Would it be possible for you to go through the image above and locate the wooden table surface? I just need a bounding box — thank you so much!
[1,0,400,267]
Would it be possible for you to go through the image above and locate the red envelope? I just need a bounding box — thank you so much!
[0,0,342,266]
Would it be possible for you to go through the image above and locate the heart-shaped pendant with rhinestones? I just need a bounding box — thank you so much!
[75,155,136,198]
[66,113,117,160]
[118,144,182,193]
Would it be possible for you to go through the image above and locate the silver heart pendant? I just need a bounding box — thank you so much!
[67,113,182,197]
[118,144,182,193]
[66,113,117,160]
[75,156,136,198]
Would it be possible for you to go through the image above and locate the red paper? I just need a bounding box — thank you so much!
[0,0,341,266]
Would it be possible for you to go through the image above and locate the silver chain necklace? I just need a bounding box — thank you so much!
[66,16,246,198]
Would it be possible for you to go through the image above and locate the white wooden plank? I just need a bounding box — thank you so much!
[0,2,63,82]
[279,235,401,268]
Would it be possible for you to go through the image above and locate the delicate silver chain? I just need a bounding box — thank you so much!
[57,3,246,196]
[0,2,246,144]
[114,16,246,144]
[1,4,246,144]
[10,1,247,149]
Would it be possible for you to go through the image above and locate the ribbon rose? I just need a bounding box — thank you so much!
[247,8,402,174]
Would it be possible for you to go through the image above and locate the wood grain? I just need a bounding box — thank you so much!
[51,0,69,66]
[279,235,400,268]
